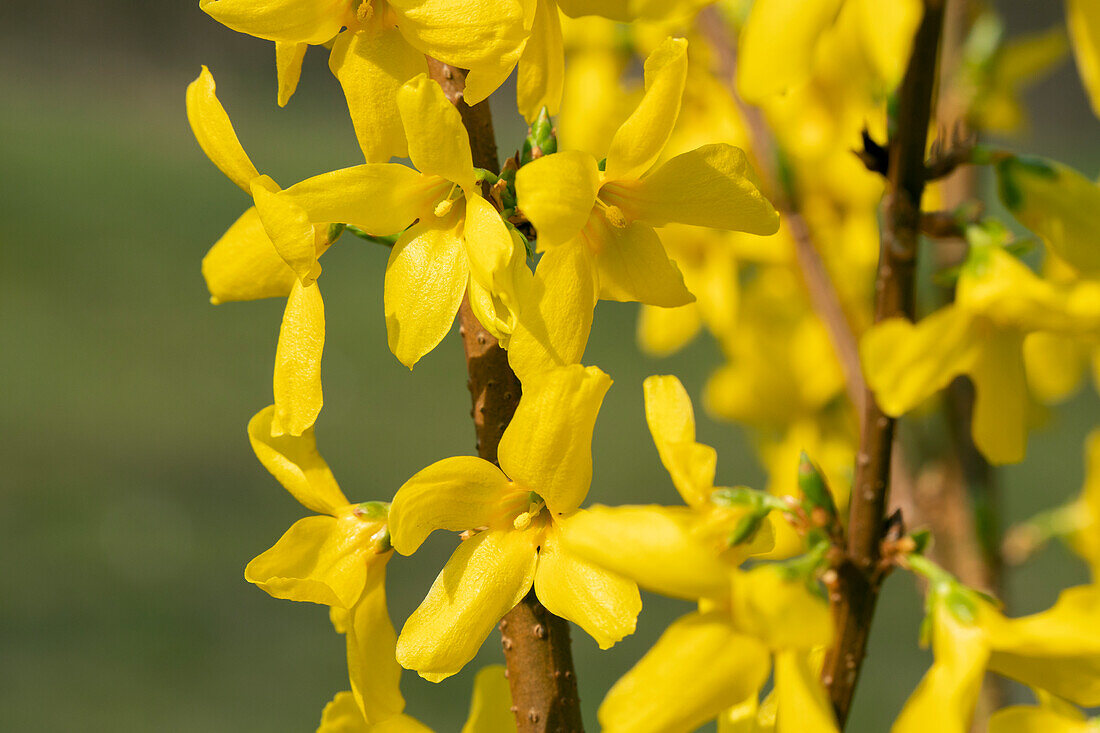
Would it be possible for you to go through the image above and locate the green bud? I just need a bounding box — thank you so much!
[797,452,837,518]
[727,508,768,547]
[521,108,557,165]
[356,501,390,520]
[909,528,932,555]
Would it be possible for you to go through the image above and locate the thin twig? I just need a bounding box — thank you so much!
[425,58,585,733]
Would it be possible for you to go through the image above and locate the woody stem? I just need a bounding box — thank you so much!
[425,57,585,733]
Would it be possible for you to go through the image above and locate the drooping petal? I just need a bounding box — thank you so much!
[198,0,350,44]
[603,37,688,181]
[317,691,368,733]
[280,164,442,237]
[244,514,381,609]
[516,0,564,121]
[860,306,982,417]
[602,144,779,235]
[275,41,308,107]
[988,704,1093,733]
[599,611,771,733]
[1068,0,1100,118]
[643,375,716,507]
[248,404,348,515]
[202,207,297,304]
[773,650,839,733]
[272,280,325,437]
[534,528,640,649]
[588,216,694,307]
[186,66,260,193]
[736,0,844,102]
[514,151,600,249]
[556,505,732,600]
[970,329,1028,464]
[462,194,515,294]
[397,74,475,191]
[637,303,702,357]
[506,243,598,380]
[853,0,923,87]
[329,26,427,163]
[251,175,320,284]
[369,715,434,733]
[346,559,405,724]
[396,528,538,682]
[384,210,469,368]
[497,365,611,515]
[730,565,833,650]
[461,665,518,733]
[891,606,991,733]
[388,456,514,556]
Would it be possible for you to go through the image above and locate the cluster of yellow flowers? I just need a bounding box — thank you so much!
[188,0,1100,731]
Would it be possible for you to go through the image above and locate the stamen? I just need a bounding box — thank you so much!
[595,198,628,228]
[433,182,460,218]
[512,500,544,530]
[356,0,374,22]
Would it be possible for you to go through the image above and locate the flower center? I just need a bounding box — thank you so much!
[512,494,546,530]
[434,182,461,218]
[356,0,374,22]
[594,197,627,228]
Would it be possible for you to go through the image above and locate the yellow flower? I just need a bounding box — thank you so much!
[388,365,640,681]
[1066,430,1100,579]
[598,564,836,733]
[559,374,775,602]
[990,697,1099,733]
[893,582,1100,732]
[1068,0,1100,119]
[317,665,517,733]
[199,0,528,160]
[187,66,328,435]
[511,37,779,379]
[243,406,403,724]
[862,239,1100,464]
[268,74,521,368]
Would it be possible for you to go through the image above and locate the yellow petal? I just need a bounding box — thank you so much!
[276,42,308,107]
[1024,331,1088,404]
[891,606,990,733]
[718,694,770,733]
[462,194,515,296]
[272,280,325,437]
[637,303,702,357]
[534,528,640,649]
[280,164,442,237]
[497,364,611,514]
[599,611,771,733]
[514,151,600,249]
[329,27,426,163]
[604,37,688,181]
[186,66,260,193]
[251,175,319,284]
[461,665,518,733]
[861,306,981,417]
[730,565,833,650]
[244,514,382,608]
[388,456,513,555]
[248,404,348,514]
[853,0,923,86]
[773,650,839,733]
[202,207,297,304]
[397,528,538,682]
[317,691,368,733]
[556,505,733,601]
[384,211,469,368]
[516,0,564,121]
[346,559,405,724]
[643,374,716,507]
[506,243,598,380]
[1068,0,1100,118]
[736,0,843,102]
[398,74,475,191]
[388,0,528,104]
[971,329,1028,464]
[198,0,349,44]
[369,715,434,733]
[602,144,779,235]
[987,585,1100,706]
[589,217,694,307]
[989,705,1092,733]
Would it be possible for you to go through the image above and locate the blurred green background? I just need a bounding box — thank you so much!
[2,2,1097,731]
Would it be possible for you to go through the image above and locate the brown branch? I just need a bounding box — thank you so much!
[426,58,585,733]
[821,0,947,724]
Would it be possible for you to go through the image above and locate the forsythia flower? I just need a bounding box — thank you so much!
[388,365,640,681]
[597,564,837,733]
[894,582,1100,732]
[1068,0,1100,119]
[862,235,1100,464]
[188,66,327,436]
[317,665,517,733]
[1064,430,1100,579]
[512,37,779,379]
[244,406,402,724]
[268,74,521,368]
[559,374,775,602]
[989,695,1100,733]
[199,0,528,161]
